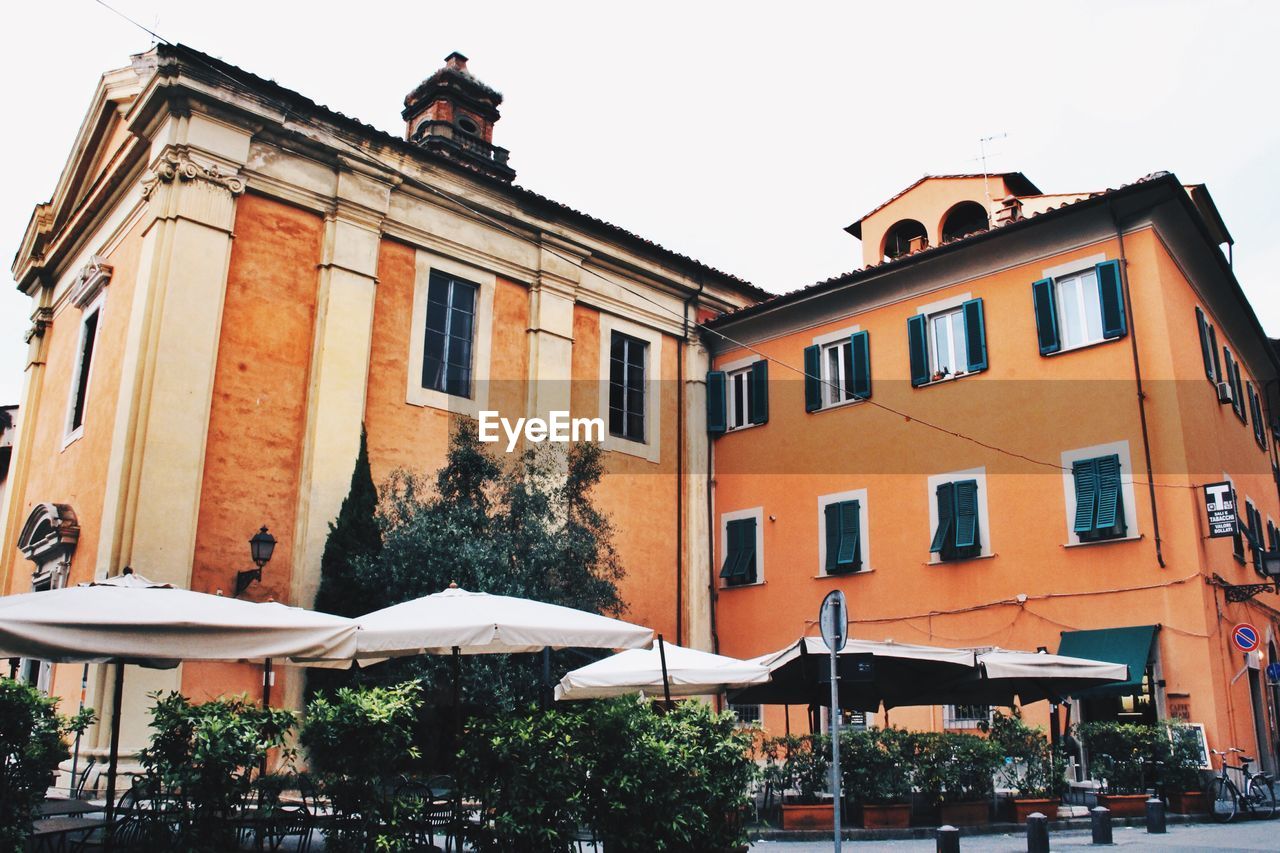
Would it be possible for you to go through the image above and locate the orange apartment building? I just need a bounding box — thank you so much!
[706,172,1280,775]
[0,45,760,764]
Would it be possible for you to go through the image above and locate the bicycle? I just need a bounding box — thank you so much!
[1209,747,1276,822]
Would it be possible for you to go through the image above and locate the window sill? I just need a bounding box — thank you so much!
[1043,336,1118,358]
[720,579,766,591]
[603,432,659,463]
[814,397,868,414]
[725,421,764,434]
[915,370,983,389]
[60,427,84,452]
[1063,534,1144,548]
[813,568,873,578]
[926,552,995,566]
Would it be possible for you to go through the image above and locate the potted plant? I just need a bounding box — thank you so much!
[1076,721,1166,818]
[842,728,914,828]
[1164,723,1209,814]
[766,734,834,830]
[919,732,998,826]
[987,709,1065,822]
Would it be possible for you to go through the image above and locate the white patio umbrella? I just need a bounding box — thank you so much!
[964,648,1129,705]
[554,640,771,701]
[0,571,357,816]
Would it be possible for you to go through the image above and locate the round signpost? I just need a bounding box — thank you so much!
[1232,623,1260,654]
[819,590,848,853]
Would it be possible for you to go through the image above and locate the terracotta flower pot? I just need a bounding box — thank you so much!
[860,803,911,829]
[1096,793,1148,818]
[1167,790,1208,814]
[780,802,834,830]
[1013,797,1057,822]
[939,799,990,826]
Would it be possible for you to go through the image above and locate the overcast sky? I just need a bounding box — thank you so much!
[1,0,1277,405]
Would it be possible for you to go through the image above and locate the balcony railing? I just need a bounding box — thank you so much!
[412,120,510,168]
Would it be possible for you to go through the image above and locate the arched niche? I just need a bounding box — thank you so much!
[940,200,990,243]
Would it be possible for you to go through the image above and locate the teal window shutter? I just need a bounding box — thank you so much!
[1096,260,1127,339]
[803,344,822,411]
[706,371,727,435]
[1033,279,1061,355]
[836,500,861,571]
[930,482,955,553]
[1195,308,1215,381]
[720,517,758,585]
[962,298,987,371]
[1268,519,1278,552]
[908,315,929,386]
[954,480,980,549]
[824,504,841,572]
[850,331,871,399]
[1225,349,1246,422]
[719,520,739,579]
[1232,488,1245,561]
[737,517,758,583]
[1094,455,1124,532]
[1208,324,1221,385]
[1072,459,1100,535]
[748,360,769,425]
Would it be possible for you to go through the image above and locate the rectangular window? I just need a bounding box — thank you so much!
[1071,454,1127,542]
[1223,347,1246,422]
[1246,500,1264,572]
[720,516,758,587]
[421,270,478,398]
[67,305,101,435]
[609,331,647,443]
[930,479,981,561]
[945,704,992,730]
[1232,487,1245,563]
[823,499,862,574]
[728,703,762,726]
[1054,268,1104,350]
[928,307,968,378]
[823,339,855,406]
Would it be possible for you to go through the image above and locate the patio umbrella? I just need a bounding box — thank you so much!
[0,571,357,817]
[958,648,1129,705]
[729,636,978,711]
[554,639,770,701]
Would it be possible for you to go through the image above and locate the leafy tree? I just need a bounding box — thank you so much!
[0,679,95,852]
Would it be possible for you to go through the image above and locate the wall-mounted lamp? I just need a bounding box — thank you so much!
[235,526,277,597]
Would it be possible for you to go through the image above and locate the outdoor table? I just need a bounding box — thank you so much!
[27,816,108,853]
[37,798,100,817]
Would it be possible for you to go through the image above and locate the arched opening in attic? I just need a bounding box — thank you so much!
[882,219,928,261]
[941,201,991,243]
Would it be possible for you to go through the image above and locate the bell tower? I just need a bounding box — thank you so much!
[403,52,515,183]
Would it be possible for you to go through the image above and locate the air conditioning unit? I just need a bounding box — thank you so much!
[1217,381,1233,404]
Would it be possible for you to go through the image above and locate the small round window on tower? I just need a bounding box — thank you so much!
[457,116,479,135]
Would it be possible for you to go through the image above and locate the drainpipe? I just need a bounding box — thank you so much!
[701,322,721,655]
[675,280,701,647]
[1113,208,1166,568]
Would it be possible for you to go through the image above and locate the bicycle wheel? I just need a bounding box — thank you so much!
[1249,776,1276,819]
[1211,777,1238,822]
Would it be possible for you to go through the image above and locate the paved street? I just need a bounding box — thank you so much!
[750,820,1279,851]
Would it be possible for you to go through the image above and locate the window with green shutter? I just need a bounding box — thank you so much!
[1223,347,1246,423]
[1248,382,1267,450]
[706,370,727,435]
[930,480,981,561]
[1031,261,1127,357]
[1071,455,1127,542]
[722,361,769,431]
[720,517,758,586]
[1231,487,1245,563]
[824,500,862,574]
[810,331,872,410]
[910,300,987,385]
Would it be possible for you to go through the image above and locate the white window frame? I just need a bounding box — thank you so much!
[599,313,662,462]
[914,293,972,385]
[62,292,106,448]
[407,250,495,417]
[728,703,763,727]
[1060,441,1140,547]
[720,506,765,588]
[718,355,762,433]
[1054,263,1105,348]
[811,324,863,410]
[926,466,992,563]
[816,487,871,576]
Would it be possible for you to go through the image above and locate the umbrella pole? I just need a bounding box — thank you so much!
[451,646,461,750]
[657,634,672,708]
[260,659,273,775]
[105,664,125,823]
[69,663,88,797]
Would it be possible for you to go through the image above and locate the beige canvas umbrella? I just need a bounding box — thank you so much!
[0,571,357,817]
[554,640,770,701]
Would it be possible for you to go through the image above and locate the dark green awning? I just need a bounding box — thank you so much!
[1057,624,1158,698]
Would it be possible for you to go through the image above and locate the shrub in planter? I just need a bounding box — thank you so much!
[139,692,295,852]
[913,731,999,825]
[0,678,95,853]
[987,709,1067,821]
[1075,721,1168,795]
[301,681,423,852]
[841,728,914,828]
[1164,722,1208,811]
[761,734,833,829]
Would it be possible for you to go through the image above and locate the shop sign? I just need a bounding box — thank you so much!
[1203,482,1237,538]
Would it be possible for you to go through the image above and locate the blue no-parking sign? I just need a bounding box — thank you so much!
[1232,622,1260,653]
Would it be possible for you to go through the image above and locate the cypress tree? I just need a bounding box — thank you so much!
[312,426,381,618]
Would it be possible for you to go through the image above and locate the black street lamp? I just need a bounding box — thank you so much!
[235,526,277,597]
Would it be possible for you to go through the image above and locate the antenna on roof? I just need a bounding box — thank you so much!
[978,133,1008,225]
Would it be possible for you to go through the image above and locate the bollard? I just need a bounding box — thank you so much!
[1090,805,1112,844]
[1026,812,1050,853]
[1145,797,1166,834]
[936,824,961,853]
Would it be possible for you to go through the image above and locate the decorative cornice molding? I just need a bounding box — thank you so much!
[142,147,247,200]
[69,255,113,309]
[24,307,52,344]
